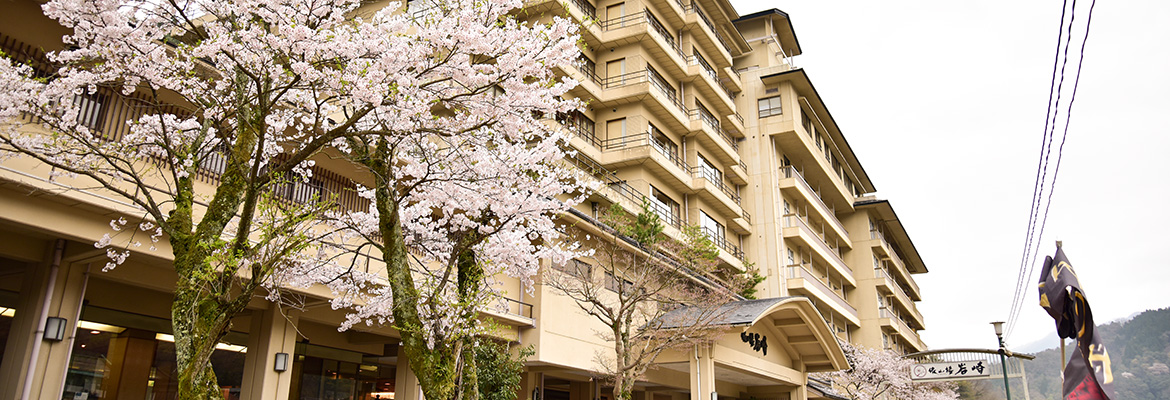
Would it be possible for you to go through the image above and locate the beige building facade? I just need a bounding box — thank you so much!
[0,0,926,399]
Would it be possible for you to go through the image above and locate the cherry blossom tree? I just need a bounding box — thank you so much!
[0,0,582,398]
[814,343,959,400]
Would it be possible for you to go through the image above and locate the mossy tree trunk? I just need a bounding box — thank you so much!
[368,138,486,400]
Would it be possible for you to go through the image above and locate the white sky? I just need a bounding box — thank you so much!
[728,0,1170,351]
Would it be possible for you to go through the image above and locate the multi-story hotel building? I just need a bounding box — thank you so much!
[0,0,929,399]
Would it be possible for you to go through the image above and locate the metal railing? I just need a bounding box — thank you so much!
[600,11,687,62]
[788,265,855,317]
[703,227,744,261]
[782,213,852,275]
[601,133,691,172]
[692,167,740,204]
[688,108,738,151]
[567,0,597,19]
[780,166,849,241]
[570,57,601,86]
[556,113,600,148]
[564,152,646,209]
[604,69,687,115]
[499,297,534,319]
[870,229,921,296]
[874,266,923,324]
[683,1,734,53]
[647,198,684,229]
[689,52,718,82]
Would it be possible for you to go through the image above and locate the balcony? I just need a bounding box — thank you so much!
[874,267,925,329]
[728,159,748,186]
[880,308,927,352]
[787,265,859,325]
[680,1,733,65]
[779,166,851,247]
[599,133,693,191]
[869,229,921,300]
[703,227,745,264]
[782,214,855,286]
[597,11,688,75]
[687,53,735,113]
[687,108,740,165]
[603,69,689,128]
[482,297,535,327]
[767,115,855,211]
[563,152,647,215]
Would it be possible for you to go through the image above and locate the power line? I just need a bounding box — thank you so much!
[1006,0,1098,341]
[1011,0,1098,341]
[1004,0,1073,339]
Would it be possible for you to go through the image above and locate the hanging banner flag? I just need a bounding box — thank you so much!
[1038,246,1114,400]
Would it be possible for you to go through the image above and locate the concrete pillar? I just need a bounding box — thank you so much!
[241,307,300,400]
[688,345,715,400]
[0,239,92,400]
[395,345,423,400]
[36,260,90,400]
[0,257,51,400]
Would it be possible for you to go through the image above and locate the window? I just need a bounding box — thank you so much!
[554,258,593,277]
[649,123,677,158]
[783,199,790,215]
[698,154,722,184]
[700,211,724,243]
[605,272,636,293]
[757,95,782,118]
[787,248,795,266]
[650,186,680,226]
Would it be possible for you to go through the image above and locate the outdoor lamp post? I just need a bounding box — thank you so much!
[991,321,1011,400]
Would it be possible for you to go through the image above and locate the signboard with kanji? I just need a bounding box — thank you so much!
[910,360,990,381]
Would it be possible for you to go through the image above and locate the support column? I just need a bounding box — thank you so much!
[37,260,91,400]
[241,306,300,400]
[395,345,423,400]
[688,344,715,400]
[0,256,52,400]
[0,239,92,400]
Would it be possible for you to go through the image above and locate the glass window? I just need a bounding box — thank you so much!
[700,211,724,243]
[698,154,721,183]
[757,95,782,118]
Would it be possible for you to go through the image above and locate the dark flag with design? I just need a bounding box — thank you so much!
[1038,246,1114,400]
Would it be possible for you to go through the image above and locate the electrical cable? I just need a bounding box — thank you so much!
[1004,0,1073,339]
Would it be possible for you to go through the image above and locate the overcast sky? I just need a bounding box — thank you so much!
[727,0,1170,351]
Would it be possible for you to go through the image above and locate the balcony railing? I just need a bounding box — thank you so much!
[689,52,718,83]
[880,307,920,343]
[783,213,852,275]
[692,167,740,204]
[874,266,923,324]
[556,114,600,148]
[604,69,687,115]
[703,227,745,261]
[682,1,733,53]
[498,297,534,319]
[647,198,684,229]
[870,228,921,295]
[0,33,371,213]
[567,0,597,19]
[564,152,646,208]
[781,166,849,242]
[601,133,690,172]
[688,108,738,151]
[570,57,602,86]
[787,265,854,317]
[600,11,687,62]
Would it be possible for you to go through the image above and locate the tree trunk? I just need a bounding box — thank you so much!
[172,281,230,400]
